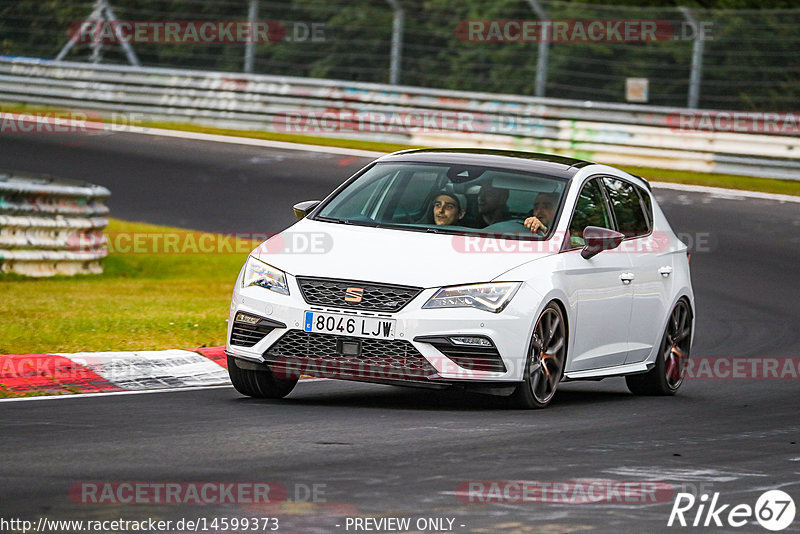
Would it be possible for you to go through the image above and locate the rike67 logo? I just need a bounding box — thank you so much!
[668,490,795,531]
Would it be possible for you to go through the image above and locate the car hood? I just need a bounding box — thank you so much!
[252,218,558,288]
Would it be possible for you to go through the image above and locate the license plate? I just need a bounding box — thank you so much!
[303,311,395,339]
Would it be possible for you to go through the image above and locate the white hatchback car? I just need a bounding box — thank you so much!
[226,149,694,408]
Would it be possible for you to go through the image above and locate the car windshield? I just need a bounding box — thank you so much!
[314,162,568,238]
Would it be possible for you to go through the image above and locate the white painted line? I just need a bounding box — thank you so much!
[125,125,386,158]
[651,181,800,203]
[0,385,234,403]
[0,377,327,403]
[603,466,766,482]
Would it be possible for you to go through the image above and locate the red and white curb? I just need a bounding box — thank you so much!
[0,347,230,396]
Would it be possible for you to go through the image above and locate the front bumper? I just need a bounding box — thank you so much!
[227,274,541,383]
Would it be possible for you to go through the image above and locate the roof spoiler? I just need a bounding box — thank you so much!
[629,173,652,191]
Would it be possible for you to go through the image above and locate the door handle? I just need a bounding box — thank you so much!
[619,272,635,284]
[659,266,673,278]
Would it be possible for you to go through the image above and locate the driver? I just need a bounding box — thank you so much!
[524,192,558,234]
[477,184,509,226]
[432,192,466,226]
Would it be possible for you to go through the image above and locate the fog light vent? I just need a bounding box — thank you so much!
[230,313,286,347]
[450,336,492,347]
[414,335,506,373]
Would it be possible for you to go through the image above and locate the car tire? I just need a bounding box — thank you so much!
[511,302,567,409]
[626,299,692,396]
[227,355,298,399]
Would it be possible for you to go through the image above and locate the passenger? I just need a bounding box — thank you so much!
[432,192,466,226]
[524,192,558,234]
[477,185,509,226]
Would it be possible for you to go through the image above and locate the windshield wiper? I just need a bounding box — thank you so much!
[315,216,345,224]
[343,219,379,227]
[316,217,472,236]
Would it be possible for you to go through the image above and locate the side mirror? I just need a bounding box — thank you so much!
[293,200,320,220]
[581,226,625,259]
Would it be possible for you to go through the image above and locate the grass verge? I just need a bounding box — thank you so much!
[0,219,253,354]
[621,166,800,197]
[0,387,65,399]
[2,102,798,196]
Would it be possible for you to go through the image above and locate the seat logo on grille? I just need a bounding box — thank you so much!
[344,287,364,303]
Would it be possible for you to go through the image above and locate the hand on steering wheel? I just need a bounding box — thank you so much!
[524,216,547,234]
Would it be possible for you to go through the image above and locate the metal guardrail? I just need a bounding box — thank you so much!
[1,56,798,180]
[0,170,109,277]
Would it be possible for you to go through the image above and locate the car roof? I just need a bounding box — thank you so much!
[377,148,592,180]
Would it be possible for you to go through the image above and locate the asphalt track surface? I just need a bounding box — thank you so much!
[1,131,800,533]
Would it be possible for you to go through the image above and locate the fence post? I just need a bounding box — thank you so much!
[244,0,259,74]
[55,0,140,67]
[680,7,705,109]
[89,0,105,63]
[527,0,549,97]
[103,1,140,67]
[385,0,404,85]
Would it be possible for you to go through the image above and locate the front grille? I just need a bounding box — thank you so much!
[229,315,286,347]
[296,277,422,312]
[415,336,507,373]
[264,330,437,381]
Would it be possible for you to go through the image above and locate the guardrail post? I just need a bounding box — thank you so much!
[244,0,259,74]
[385,0,404,85]
[527,0,549,97]
[680,7,705,109]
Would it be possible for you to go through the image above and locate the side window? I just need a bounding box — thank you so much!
[602,177,650,238]
[319,168,398,220]
[568,178,613,248]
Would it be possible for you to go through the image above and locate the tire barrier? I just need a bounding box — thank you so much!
[0,170,110,276]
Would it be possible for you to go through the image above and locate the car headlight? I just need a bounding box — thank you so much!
[242,255,289,295]
[422,282,521,313]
